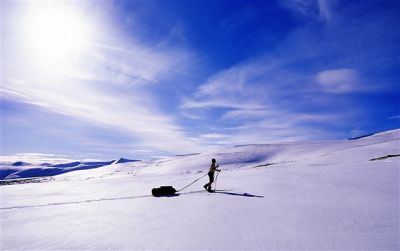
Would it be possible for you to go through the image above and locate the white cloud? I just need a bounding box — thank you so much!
[221,109,270,121]
[181,98,265,110]
[2,76,204,154]
[316,68,360,93]
[91,41,193,86]
[199,133,228,140]
[1,2,203,155]
[181,60,275,111]
[181,55,352,146]
[179,0,394,145]
[0,153,74,165]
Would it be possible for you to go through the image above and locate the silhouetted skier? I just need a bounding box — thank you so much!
[203,158,221,192]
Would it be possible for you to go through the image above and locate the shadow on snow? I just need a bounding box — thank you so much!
[1,190,263,210]
[211,191,264,198]
[180,190,264,198]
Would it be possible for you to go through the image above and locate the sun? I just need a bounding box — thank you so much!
[25,2,92,67]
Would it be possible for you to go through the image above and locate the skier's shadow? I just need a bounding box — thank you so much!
[212,191,264,198]
[182,190,263,198]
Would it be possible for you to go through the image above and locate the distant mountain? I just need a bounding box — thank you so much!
[114,158,140,164]
[1,158,139,180]
[0,169,19,180]
[12,161,30,166]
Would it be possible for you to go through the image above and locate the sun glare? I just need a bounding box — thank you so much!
[24,3,92,67]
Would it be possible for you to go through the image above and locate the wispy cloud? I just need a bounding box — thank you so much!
[1,1,204,155]
[0,153,74,165]
[181,60,276,110]
[388,115,400,120]
[281,0,338,21]
[316,68,360,93]
[1,75,204,153]
[181,0,397,145]
[198,133,228,140]
[181,55,353,144]
[317,0,335,21]
[90,40,193,86]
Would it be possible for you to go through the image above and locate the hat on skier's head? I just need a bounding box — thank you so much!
[212,158,216,163]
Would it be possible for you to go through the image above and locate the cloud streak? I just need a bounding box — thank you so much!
[316,68,360,93]
[1,1,204,155]
[181,0,398,145]
[280,0,338,21]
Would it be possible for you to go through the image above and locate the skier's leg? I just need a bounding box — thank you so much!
[208,173,214,191]
[204,173,212,190]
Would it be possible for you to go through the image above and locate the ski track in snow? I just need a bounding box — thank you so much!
[1,129,399,250]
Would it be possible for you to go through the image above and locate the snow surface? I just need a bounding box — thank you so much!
[1,129,399,250]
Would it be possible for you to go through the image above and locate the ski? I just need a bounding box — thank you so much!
[207,188,232,193]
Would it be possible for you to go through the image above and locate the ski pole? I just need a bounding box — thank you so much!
[213,170,220,191]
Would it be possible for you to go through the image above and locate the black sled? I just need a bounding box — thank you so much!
[152,186,177,197]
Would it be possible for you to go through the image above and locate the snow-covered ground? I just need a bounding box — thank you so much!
[1,130,399,250]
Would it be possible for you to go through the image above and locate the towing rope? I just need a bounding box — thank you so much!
[177,173,208,192]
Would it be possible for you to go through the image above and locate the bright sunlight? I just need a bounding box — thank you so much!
[24,2,92,68]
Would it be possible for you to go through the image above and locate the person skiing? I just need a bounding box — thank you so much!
[203,158,221,192]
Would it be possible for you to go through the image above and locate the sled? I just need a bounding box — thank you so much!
[151,186,177,197]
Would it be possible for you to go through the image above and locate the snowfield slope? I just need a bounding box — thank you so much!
[1,129,399,250]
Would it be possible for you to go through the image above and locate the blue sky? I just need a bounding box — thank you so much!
[1,0,399,160]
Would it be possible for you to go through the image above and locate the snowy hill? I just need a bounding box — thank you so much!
[1,129,399,250]
[0,159,139,180]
